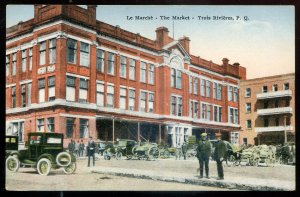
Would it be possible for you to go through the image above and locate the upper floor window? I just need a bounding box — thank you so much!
[228,86,233,101]
[193,78,198,95]
[79,79,88,103]
[201,103,211,121]
[12,53,17,76]
[119,87,127,110]
[272,84,278,92]
[189,76,192,94]
[11,86,16,108]
[66,76,76,102]
[6,55,10,76]
[284,83,289,90]
[96,83,104,107]
[200,79,205,96]
[229,107,238,124]
[120,56,127,78]
[213,106,222,122]
[190,101,199,118]
[29,48,33,70]
[49,39,56,64]
[246,120,252,129]
[245,88,251,97]
[129,59,136,80]
[40,41,46,65]
[171,69,182,89]
[21,50,27,72]
[205,80,211,97]
[38,78,45,103]
[262,86,268,93]
[213,82,222,100]
[96,49,104,72]
[67,39,77,64]
[21,84,26,107]
[27,83,31,106]
[106,85,114,107]
[47,117,55,133]
[148,93,154,113]
[37,118,45,132]
[128,89,135,111]
[140,91,147,112]
[233,87,238,102]
[80,42,89,67]
[171,95,182,116]
[48,76,55,101]
[107,52,115,75]
[140,62,146,83]
[148,64,155,84]
[246,103,251,113]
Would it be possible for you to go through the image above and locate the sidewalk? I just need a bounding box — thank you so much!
[89,165,295,191]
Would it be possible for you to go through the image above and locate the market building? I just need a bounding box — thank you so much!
[239,73,295,146]
[5,5,246,148]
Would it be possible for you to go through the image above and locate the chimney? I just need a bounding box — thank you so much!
[222,58,229,66]
[179,36,190,54]
[34,5,43,22]
[156,26,169,48]
[233,62,240,66]
[87,5,97,26]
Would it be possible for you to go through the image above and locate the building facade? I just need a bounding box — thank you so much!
[6,5,246,148]
[239,73,295,146]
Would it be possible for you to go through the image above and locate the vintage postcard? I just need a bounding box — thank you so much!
[5,4,295,191]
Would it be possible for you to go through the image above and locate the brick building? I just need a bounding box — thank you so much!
[6,5,246,148]
[239,73,295,145]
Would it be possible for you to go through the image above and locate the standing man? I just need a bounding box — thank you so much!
[87,137,96,167]
[79,139,85,157]
[175,143,182,160]
[68,139,75,155]
[197,133,211,179]
[214,133,226,180]
[181,141,188,160]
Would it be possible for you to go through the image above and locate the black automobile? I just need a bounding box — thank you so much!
[6,135,19,159]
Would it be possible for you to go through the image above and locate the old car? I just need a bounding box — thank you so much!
[6,135,19,159]
[103,139,137,160]
[6,132,76,176]
[132,141,159,160]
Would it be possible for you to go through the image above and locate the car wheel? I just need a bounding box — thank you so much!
[116,152,122,160]
[56,152,72,167]
[103,150,111,160]
[63,162,76,174]
[37,158,52,176]
[6,156,20,172]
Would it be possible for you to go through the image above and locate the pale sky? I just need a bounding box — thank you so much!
[6,5,295,79]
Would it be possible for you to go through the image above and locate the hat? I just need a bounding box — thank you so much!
[201,133,207,137]
[215,133,221,137]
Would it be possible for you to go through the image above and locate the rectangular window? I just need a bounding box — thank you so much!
[40,41,46,65]
[80,119,89,138]
[284,83,289,90]
[79,79,88,103]
[37,118,45,132]
[107,52,115,75]
[206,105,211,120]
[96,49,104,72]
[246,103,251,113]
[228,86,233,101]
[120,56,127,78]
[67,39,77,64]
[214,106,218,122]
[171,96,176,115]
[201,103,206,119]
[21,84,26,107]
[229,108,234,124]
[246,120,252,129]
[206,80,210,97]
[171,69,175,87]
[217,84,222,100]
[21,50,26,72]
[47,117,55,132]
[96,83,104,106]
[106,85,114,107]
[119,87,127,110]
[66,76,76,102]
[148,64,155,84]
[80,42,90,67]
[128,89,135,111]
[233,87,238,102]
[129,59,136,80]
[219,107,222,122]
[264,118,269,127]
[193,101,198,118]
[27,83,31,106]
[140,62,146,83]
[213,106,222,122]
[262,86,268,93]
[201,79,205,96]
[66,118,75,138]
[213,82,217,99]
[193,78,198,95]
[6,55,10,76]
[243,138,247,145]
[12,53,16,76]
[177,97,182,116]
[176,70,182,89]
[49,39,56,64]
[140,91,146,112]
[245,88,251,97]
[189,76,192,94]
[148,93,154,113]
[38,78,45,103]
[11,86,16,108]
[273,84,278,91]
[48,76,55,101]
[234,109,238,124]
[29,48,32,70]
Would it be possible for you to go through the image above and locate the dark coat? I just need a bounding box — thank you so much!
[87,141,96,156]
[197,140,212,159]
[181,143,188,153]
[214,140,226,160]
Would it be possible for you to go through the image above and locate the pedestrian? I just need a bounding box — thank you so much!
[197,133,211,179]
[79,139,85,157]
[175,142,182,160]
[68,139,75,154]
[214,133,226,180]
[181,141,188,160]
[87,136,96,167]
[74,140,80,158]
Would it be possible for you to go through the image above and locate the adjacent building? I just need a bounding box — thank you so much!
[239,73,295,145]
[6,5,246,148]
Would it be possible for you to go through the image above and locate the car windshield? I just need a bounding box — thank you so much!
[30,135,41,144]
[118,140,127,146]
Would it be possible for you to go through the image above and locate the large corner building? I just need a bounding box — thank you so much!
[6,5,246,148]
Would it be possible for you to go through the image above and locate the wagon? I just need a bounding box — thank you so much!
[258,145,276,167]
[240,145,260,166]
[132,141,159,160]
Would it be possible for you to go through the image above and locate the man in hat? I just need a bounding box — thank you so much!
[197,133,212,179]
[87,136,96,167]
[214,133,226,180]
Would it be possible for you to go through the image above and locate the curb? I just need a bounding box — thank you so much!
[90,168,293,191]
